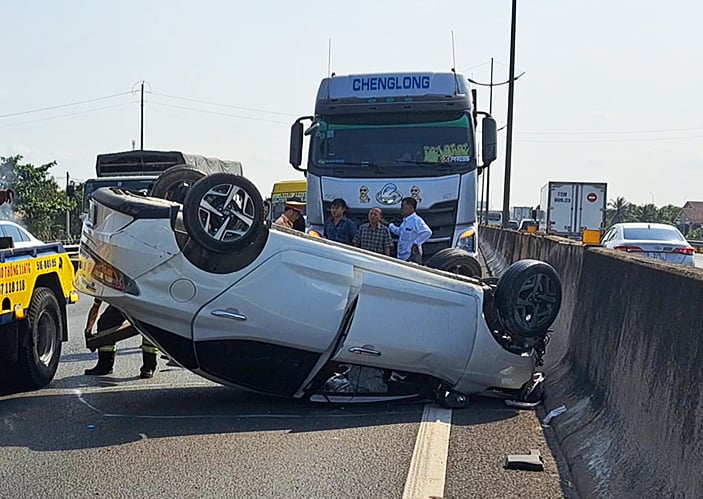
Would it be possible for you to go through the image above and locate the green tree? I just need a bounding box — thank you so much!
[606,196,631,225]
[630,203,659,222]
[0,155,75,240]
[657,204,682,224]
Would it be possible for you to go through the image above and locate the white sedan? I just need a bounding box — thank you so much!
[75,173,562,407]
[601,222,696,266]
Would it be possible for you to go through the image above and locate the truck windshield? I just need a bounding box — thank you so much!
[309,112,474,177]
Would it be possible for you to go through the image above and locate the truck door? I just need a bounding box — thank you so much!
[578,184,606,231]
[549,183,576,235]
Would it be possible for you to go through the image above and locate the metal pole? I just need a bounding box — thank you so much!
[502,0,517,227]
[65,172,70,240]
[485,58,494,224]
[140,81,144,150]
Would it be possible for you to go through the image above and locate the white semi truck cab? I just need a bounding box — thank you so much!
[289,71,497,259]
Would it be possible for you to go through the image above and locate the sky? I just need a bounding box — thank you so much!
[1,0,701,209]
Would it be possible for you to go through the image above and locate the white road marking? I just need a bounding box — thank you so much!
[402,404,453,499]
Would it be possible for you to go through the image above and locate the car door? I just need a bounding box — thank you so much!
[331,268,478,386]
[191,249,355,396]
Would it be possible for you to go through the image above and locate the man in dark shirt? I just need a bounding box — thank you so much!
[323,198,357,244]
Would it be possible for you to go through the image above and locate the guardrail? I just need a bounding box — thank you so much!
[689,239,703,253]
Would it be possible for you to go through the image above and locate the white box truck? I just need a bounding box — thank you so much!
[537,182,607,238]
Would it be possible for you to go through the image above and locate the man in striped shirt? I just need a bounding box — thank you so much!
[353,207,392,256]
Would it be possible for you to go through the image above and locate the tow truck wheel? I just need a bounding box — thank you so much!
[151,164,206,203]
[183,173,265,253]
[18,287,63,389]
[426,248,482,278]
[495,260,562,339]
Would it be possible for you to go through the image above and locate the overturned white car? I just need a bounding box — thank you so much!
[75,173,561,407]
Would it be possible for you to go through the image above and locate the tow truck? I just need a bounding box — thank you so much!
[0,188,78,389]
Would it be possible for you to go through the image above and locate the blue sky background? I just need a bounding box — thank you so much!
[1,0,701,208]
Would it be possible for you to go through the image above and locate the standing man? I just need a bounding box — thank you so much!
[83,298,160,378]
[353,207,392,256]
[389,197,432,264]
[323,198,357,244]
[274,200,305,230]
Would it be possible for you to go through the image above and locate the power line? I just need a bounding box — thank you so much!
[0,91,132,118]
[517,134,703,144]
[517,126,703,135]
[149,91,298,118]
[146,100,290,124]
[0,101,138,129]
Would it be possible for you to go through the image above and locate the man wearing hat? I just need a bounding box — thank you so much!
[274,198,305,230]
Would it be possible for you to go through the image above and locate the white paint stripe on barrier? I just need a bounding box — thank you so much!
[402,404,453,499]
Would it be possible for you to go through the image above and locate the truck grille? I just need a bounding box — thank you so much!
[322,200,457,259]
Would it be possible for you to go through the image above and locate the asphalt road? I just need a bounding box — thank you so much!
[696,252,703,268]
[1,295,575,499]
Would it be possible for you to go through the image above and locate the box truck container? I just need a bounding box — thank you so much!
[537,182,607,238]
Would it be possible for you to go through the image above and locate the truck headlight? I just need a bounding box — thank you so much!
[456,230,476,253]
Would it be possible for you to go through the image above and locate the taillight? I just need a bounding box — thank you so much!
[614,245,643,252]
[84,246,140,295]
[673,247,695,255]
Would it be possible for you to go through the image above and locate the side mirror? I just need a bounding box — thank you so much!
[481,116,497,167]
[289,121,304,171]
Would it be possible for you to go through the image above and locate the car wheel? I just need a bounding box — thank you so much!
[495,260,561,339]
[183,173,265,253]
[150,164,206,203]
[426,248,482,278]
[18,287,63,389]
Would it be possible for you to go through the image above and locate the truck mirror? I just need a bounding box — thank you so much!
[481,116,497,166]
[290,121,306,172]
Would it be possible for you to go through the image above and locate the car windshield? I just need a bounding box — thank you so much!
[623,226,685,241]
[310,112,474,175]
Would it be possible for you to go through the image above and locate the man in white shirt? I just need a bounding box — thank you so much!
[389,197,432,264]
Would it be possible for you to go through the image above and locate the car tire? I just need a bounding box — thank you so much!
[183,173,265,253]
[151,164,207,203]
[495,260,561,339]
[17,287,63,389]
[426,248,482,278]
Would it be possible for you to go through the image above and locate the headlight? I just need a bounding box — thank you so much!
[456,230,476,253]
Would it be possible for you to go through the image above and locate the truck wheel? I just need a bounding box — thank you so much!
[183,173,265,253]
[426,248,482,278]
[18,287,63,389]
[495,260,561,339]
[151,164,206,203]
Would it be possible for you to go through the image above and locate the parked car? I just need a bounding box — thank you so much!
[601,222,695,266]
[0,220,44,248]
[75,173,562,407]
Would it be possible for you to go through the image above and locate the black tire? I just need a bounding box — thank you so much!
[495,260,561,339]
[183,173,265,253]
[151,164,206,203]
[426,248,482,278]
[17,287,63,389]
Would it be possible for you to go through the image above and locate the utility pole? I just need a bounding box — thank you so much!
[140,81,144,150]
[485,57,494,224]
[502,0,518,227]
[65,172,70,240]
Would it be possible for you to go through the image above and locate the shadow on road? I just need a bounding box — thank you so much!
[0,384,520,452]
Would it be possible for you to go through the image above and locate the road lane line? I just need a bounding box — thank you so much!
[402,404,452,499]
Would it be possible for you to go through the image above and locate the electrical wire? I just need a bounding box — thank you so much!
[149,91,298,118]
[517,134,703,144]
[0,91,132,118]
[0,101,138,129]
[146,100,290,125]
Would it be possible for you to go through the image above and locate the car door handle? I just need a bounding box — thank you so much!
[211,308,247,321]
[348,345,381,356]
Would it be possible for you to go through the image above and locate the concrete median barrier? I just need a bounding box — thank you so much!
[480,227,703,498]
